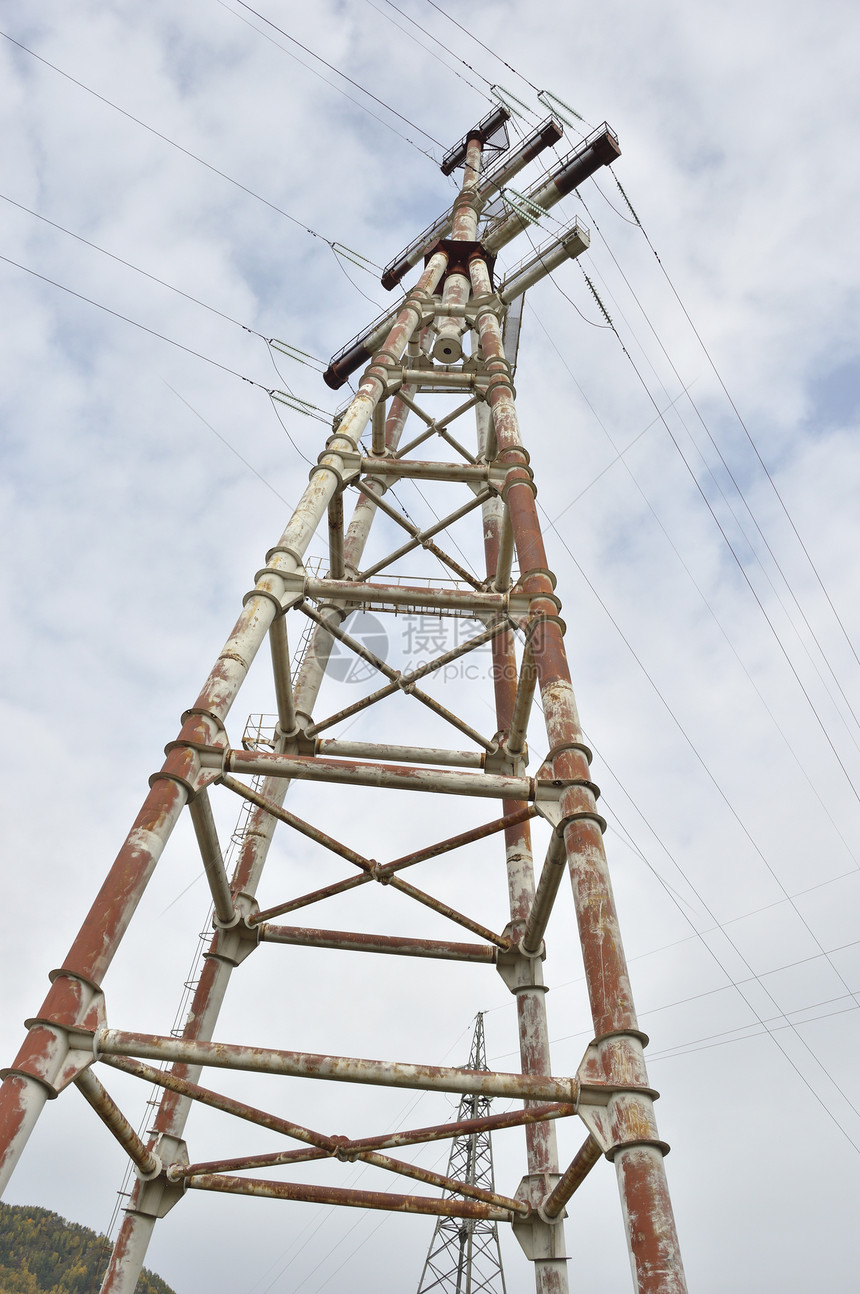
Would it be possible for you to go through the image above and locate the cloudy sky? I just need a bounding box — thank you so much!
[2,0,860,1290]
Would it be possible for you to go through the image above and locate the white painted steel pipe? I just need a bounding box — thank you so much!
[96,1030,580,1103]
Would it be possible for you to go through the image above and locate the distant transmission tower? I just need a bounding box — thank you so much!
[0,103,688,1294]
[416,1015,506,1294]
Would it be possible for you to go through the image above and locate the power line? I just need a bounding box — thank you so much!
[232,0,444,149]
[529,299,860,869]
[0,27,379,272]
[164,382,302,500]
[0,189,325,369]
[0,250,333,424]
[416,0,860,730]
[365,0,490,99]
[613,175,860,681]
[220,0,440,165]
[562,256,860,807]
[421,0,540,94]
[536,498,860,1099]
[580,189,860,742]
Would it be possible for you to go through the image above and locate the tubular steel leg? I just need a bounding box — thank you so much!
[480,416,569,1294]
[99,368,440,1292]
[471,253,687,1294]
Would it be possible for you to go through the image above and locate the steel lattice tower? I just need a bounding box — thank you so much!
[416,1014,507,1294]
[0,107,688,1294]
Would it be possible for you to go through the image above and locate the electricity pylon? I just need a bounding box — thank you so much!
[416,1014,507,1294]
[0,105,688,1294]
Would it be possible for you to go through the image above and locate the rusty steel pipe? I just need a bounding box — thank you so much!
[327,490,345,579]
[478,395,570,1294]
[470,249,688,1292]
[484,124,620,254]
[358,457,494,484]
[433,133,481,362]
[379,117,563,292]
[359,490,488,580]
[522,830,568,956]
[254,805,536,922]
[494,501,515,592]
[384,876,511,948]
[188,788,236,927]
[297,615,504,747]
[96,1030,579,1103]
[259,925,496,962]
[371,397,387,455]
[385,805,536,870]
[180,1143,528,1215]
[348,1101,575,1154]
[220,772,373,872]
[220,749,560,803]
[508,636,537,757]
[395,395,481,458]
[100,1053,337,1151]
[304,677,400,738]
[301,572,516,615]
[268,614,297,737]
[74,1068,161,1178]
[187,1172,515,1221]
[176,1146,328,1174]
[223,1100,576,1167]
[541,1135,603,1219]
[352,476,485,586]
[315,738,484,768]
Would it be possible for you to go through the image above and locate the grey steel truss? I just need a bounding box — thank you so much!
[416,1014,507,1294]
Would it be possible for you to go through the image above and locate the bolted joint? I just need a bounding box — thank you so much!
[499,463,536,502]
[135,1150,163,1183]
[333,1136,357,1162]
[134,1135,188,1218]
[484,739,527,778]
[496,925,547,994]
[512,1175,569,1261]
[154,735,223,801]
[2,979,107,1098]
[248,566,306,613]
[209,892,261,966]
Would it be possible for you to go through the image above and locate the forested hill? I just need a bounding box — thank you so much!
[0,1202,177,1294]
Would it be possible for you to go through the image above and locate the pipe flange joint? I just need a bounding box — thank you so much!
[484,371,515,399]
[605,1136,671,1163]
[523,603,564,634]
[556,808,608,836]
[551,778,601,811]
[136,1151,164,1183]
[311,459,344,489]
[242,586,285,615]
[500,470,536,501]
[547,739,594,766]
[265,542,304,567]
[520,565,557,591]
[592,1025,651,1049]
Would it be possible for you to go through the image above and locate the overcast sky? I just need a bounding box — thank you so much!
[2,1,860,1291]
